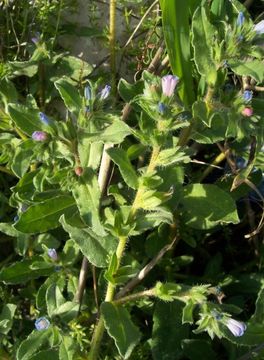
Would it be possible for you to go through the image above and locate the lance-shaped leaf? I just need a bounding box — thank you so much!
[0,304,16,335]
[60,215,117,267]
[59,336,76,360]
[107,147,138,189]
[14,195,76,233]
[79,119,131,144]
[55,77,82,116]
[192,5,217,84]
[46,284,65,318]
[228,60,264,83]
[156,147,190,167]
[72,168,104,235]
[181,184,239,229]
[8,104,43,136]
[101,302,141,359]
[160,0,195,105]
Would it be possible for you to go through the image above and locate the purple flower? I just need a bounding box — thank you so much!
[84,85,92,100]
[31,32,40,45]
[32,131,48,141]
[100,85,111,100]
[243,90,253,102]
[226,318,246,337]
[20,204,28,213]
[47,248,58,261]
[254,20,264,35]
[161,75,179,97]
[237,12,245,27]
[39,112,50,125]
[35,317,50,331]
[158,102,166,114]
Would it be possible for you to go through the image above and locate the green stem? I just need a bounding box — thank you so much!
[114,288,155,306]
[109,0,116,92]
[0,166,14,176]
[88,147,160,360]
[52,0,63,49]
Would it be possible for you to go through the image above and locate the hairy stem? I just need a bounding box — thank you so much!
[109,0,116,91]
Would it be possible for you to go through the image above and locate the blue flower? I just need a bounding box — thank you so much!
[211,310,223,321]
[243,90,253,102]
[47,248,58,261]
[225,318,246,337]
[100,85,111,100]
[237,12,245,27]
[84,85,92,100]
[254,20,264,35]
[35,317,50,331]
[39,112,50,125]
[158,102,166,114]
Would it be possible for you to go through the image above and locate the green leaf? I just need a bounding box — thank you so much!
[8,60,38,78]
[152,300,189,360]
[60,216,117,267]
[228,60,264,83]
[134,208,173,235]
[16,327,60,360]
[30,350,59,360]
[118,78,144,103]
[11,140,35,178]
[107,147,138,189]
[161,0,195,105]
[72,168,104,235]
[156,147,190,167]
[0,257,53,284]
[0,304,16,335]
[80,120,131,144]
[8,103,43,136]
[101,302,141,359]
[0,78,18,111]
[54,77,82,116]
[59,336,76,360]
[14,195,76,233]
[182,339,217,360]
[192,5,217,84]
[46,284,65,318]
[181,184,239,229]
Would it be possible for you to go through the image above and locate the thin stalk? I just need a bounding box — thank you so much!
[88,147,161,360]
[52,0,63,49]
[199,152,226,182]
[109,0,116,91]
[114,288,155,305]
[0,166,14,176]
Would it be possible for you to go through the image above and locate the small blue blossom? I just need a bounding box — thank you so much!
[237,12,245,27]
[225,318,246,337]
[20,204,28,213]
[84,85,92,100]
[158,102,166,114]
[243,90,253,102]
[39,112,50,125]
[13,215,19,222]
[35,317,50,331]
[100,85,111,100]
[254,20,264,35]
[54,265,62,272]
[47,248,58,261]
[211,310,223,321]
[31,32,40,45]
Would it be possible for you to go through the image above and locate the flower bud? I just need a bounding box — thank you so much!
[243,90,253,102]
[47,248,58,261]
[32,131,48,141]
[35,317,50,331]
[237,12,245,27]
[158,102,166,114]
[161,75,179,97]
[241,107,253,117]
[74,166,83,176]
[84,85,92,100]
[254,20,264,35]
[39,112,50,125]
[100,85,111,100]
[225,318,246,337]
[31,32,40,45]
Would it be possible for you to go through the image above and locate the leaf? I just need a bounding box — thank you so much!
[60,216,117,267]
[54,77,82,116]
[11,140,35,178]
[228,60,264,83]
[0,78,18,111]
[46,284,65,318]
[161,0,195,105]
[133,208,173,235]
[101,302,141,359]
[79,120,131,144]
[0,257,54,284]
[30,350,59,360]
[118,78,144,103]
[8,103,43,136]
[156,147,190,167]
[72,168,104,235]
[14,195,76,234]
[8,61,38,77]
[59,336,76,360]
[181,184,240,229]
[192,5,217,84]
[182,339,217,360]
[152,300,189,360]
[0,304,16,335]
[16,328,60,360]
[107,147,138,189]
